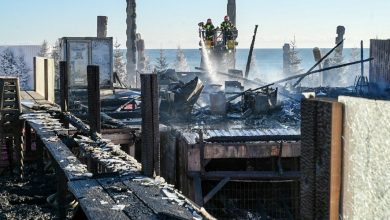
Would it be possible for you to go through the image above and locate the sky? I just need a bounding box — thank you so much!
[0,0,390,49]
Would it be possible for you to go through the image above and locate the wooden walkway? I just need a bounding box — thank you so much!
[19,92,210,220]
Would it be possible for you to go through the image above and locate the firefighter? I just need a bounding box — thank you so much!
[203,18,215,41]
[220,15,235,45]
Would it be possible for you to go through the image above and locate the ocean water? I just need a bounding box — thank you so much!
[142,48,368,83]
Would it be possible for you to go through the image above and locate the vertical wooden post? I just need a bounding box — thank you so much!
[36,138,44,175]
[313,47,323,86]
[193,173,203,206]
[300,99,343,219]
[227,0,236,26]
[335,26,345,59]
[44,59,49,101]
[59,61,68,113]
[283,43,291,75]
[126,0,137,88]
[56,167,67,219]
[140,73,160,177]
[97,16,108,38]
[87,65,101,136]
[25,122,32,153]
[5,138,14,173]
[136,33,145,87]
[59,61,69,129]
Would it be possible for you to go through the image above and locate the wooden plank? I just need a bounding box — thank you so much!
[188,146,201,171]
[203,177,230,205]
[19,91,32,101]
[199,171,301,180]
[329,102,342,220]
[300,99,343,220]
[121,176,194,219]
[27,118,90,181]
[300,99,317,219]
[192,173,203,206]
[68,179,129,220]
[97,177,155,219]
[203,142,301,159]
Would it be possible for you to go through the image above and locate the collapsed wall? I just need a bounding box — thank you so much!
[338,96,390,219]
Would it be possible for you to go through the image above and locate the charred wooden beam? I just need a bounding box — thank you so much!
[190,171,301,180]
[203,177,230,205]
[97,16,108,38]
[300,99,342,219]
[87,65,101,136]
[245,25,258,78]
[59,61,68,112]
[140,73,160,176]
[203,141,301,159]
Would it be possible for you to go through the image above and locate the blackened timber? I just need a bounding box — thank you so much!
[203,141,301,159]
[192,173,203,206]
[203,128,300,142]
[27,119,90,181]
[59,61,68,112]
[300,99,317,219]
[68,179,129,220]
[140,73,160,176]
[300,99,343,219]
[25,122,32,152]
[203,177,230,205]
[87,65,101,135]
[97,16,108,38]
[245,25,258,78]
[191,171,301,180]
[105,111,141,119]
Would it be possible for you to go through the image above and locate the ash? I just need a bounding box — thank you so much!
[0,166,62,219]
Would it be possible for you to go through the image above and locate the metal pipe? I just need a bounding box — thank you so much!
[293,39,345,87]
[275,58,373,85]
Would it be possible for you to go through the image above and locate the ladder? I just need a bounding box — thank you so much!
[0,77,24,178]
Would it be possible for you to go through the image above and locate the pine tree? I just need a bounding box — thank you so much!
[0,48,30,90]
[155,49,169,72]
[15,55,30,89]
[143,55,152,72]
[38,40,50,57]
[0,48,17,76]
[175,46,190,72]
[51,40,61,88]
[113,39,127,86]
[289,38,303,75]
